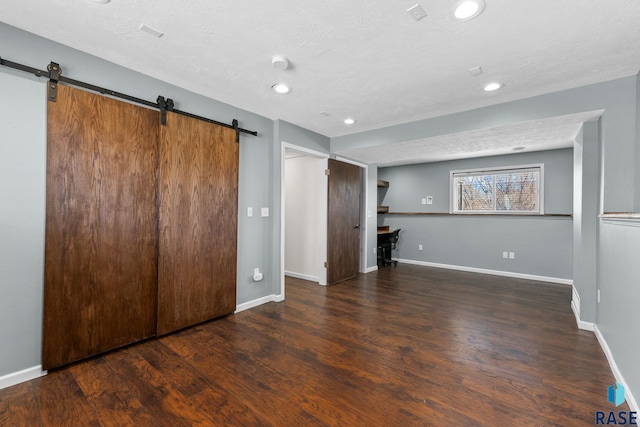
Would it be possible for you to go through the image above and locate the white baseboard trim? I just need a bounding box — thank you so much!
[571,300,595,331]
[594,325,639,413]
[364,265,378,273]
[284,271,320,283]
[0,365,46,390]
[235,294,283,313]
[396,258,573,285]
[570,285,595,331]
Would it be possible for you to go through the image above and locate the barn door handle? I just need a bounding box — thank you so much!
[354,224,360,229]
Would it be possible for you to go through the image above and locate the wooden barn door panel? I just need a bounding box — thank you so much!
[43,84,159,370]
[326,159,361,285]
[157,112,238,335]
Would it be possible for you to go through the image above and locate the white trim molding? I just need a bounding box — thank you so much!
[570,285,595,331]
[396,258,572,285]
[235,294,283,314]
[365,265,379,273]
[334,155,368,168]
[0,365,46,390]
[284,271,320,283]
[281,141,331,299]
[594,325,639,413]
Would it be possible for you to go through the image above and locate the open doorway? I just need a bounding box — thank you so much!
[282,144,329,290]
[280,144,369,297]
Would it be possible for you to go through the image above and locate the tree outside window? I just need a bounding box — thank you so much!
[451,165,543,214]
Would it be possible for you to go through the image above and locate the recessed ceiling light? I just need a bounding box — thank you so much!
[483,82,503,92]
[271,83,291,94]
[452,0,485,21]
[344,118,356,125]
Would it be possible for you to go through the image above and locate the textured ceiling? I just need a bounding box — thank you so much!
[1,0,638,151]
[335,110,603,167]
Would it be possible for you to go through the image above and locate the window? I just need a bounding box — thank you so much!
[450,164,544,214]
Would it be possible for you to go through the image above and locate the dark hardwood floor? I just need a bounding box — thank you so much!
[0,264,626,426]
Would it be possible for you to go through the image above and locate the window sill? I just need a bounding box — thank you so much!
[384,212,572,218]
[599,212,640,219]
[599,212,640,224]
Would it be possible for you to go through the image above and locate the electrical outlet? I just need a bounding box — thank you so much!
[502,251,508,259]
[509,252,515,259]
[261,207,269,217]
[421,198,427,205]
[247,207,253,217]
[418,244,423,251]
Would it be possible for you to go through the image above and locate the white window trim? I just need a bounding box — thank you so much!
[449,163,545,215]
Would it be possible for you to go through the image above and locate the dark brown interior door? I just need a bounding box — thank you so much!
[43,84,159,370]
[157,111,238,335]
[327,159,361,285]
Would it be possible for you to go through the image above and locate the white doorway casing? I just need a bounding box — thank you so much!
[281,142,330,297]
[280,144,370,298]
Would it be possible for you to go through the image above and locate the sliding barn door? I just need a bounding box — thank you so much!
[43,85,159,370]
[157,112,238,335]
[326,159,361,285]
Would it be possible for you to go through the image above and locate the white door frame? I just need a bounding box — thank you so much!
[281,142,330,298]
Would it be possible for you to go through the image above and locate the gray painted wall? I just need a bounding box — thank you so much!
[598,220,640,408]
[0,70,46,375]
[0,22,276,376]
[573,122,600,323]
[333,77,637,213]
[334,74,640,408]
[279,120,331,154]
[596,71,640,408]
[378,149,573,279]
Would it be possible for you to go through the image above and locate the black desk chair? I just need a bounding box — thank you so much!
[378,228,401,267]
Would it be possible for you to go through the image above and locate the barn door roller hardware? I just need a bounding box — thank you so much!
[0,56,257,141]
[47,62,61,101]
[157,96,175,126]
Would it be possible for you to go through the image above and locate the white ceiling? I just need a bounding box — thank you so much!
[1,0,639,163]
[336,110,603,166]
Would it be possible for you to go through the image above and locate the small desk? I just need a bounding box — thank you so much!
[377,228,396,266]
[377,225,390,234]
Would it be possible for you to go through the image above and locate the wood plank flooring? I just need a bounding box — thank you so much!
[0,264,627,426]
